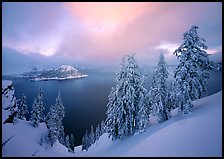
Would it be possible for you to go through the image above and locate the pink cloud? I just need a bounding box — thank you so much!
[4,2,221,66]
[57,2,221,65]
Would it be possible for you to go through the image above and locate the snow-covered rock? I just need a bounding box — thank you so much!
[55,65,78,72]
[2,80,16,110]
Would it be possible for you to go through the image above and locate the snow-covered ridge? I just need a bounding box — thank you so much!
[55,65,78,72]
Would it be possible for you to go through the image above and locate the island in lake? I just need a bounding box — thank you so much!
[20,65,88,81]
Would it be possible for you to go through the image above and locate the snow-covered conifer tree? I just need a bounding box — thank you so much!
[173,25,212,114]
[136,77,151,132]
[100,120,105,135]
[89,125,95,145]
[46,105,58,146]
[95,124,101,141]
[136,75,150,132]
[54,90,66,146]
[65,135,72,152]
[30,87,45,127]
[105,54,148,139]
[149,52,170,123]
[70,134,75,153]
[105,55,126,140]
[82,129,90,151]
[45,90,66,146]
[105,86,120,140]
[37,87,45,122]
[17,94,29,120]
[30,98,40,127]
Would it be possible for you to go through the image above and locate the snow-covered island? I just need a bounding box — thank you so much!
[20,65,88,81]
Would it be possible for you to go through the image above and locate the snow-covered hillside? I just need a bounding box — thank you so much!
[72,90,222,157]
[2,80,222,157]
[2,80,73,157]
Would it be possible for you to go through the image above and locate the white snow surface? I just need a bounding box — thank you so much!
[2,80,12,90]
[2,80,15,110]
[2,80,222,157]
[56,65,78,72]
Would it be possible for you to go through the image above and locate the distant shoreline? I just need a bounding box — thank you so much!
[30,74,88,81]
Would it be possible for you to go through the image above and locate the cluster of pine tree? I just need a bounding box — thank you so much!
[13,87,72,152]
[103,25,215,141]
[65,134,75,153]
[82,121,105,151]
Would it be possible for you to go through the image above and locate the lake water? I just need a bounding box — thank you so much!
[2,68,222,146]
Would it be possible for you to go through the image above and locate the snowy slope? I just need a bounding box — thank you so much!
[2,80,72,157]
[2,80,222,157]
[72,90,222,157]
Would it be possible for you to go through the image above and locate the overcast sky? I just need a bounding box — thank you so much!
[2,2,222,71]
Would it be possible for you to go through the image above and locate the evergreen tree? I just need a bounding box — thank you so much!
[105,86,120,140]
[89,125,95,145]
[105,55,127,140]
[136,76,151,132]
[149,52,170,123]
[55,90,66,146]
[70,134,75,153]
[65,135,72,152]
[37,87,45,122]
[167,82,178,111]
[95,124,101,141]
[105,54,148,140]
[30,98,40,127]
[100,120,105,135]
[46,105,58,146]
[173,25,211,114]
[45,90,66,146]
[136,75,150,132]
[30,87,45,127]
[82,129,90,151]
[17,94,29,120]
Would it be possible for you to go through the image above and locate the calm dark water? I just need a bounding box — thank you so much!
[2,68,222,146]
